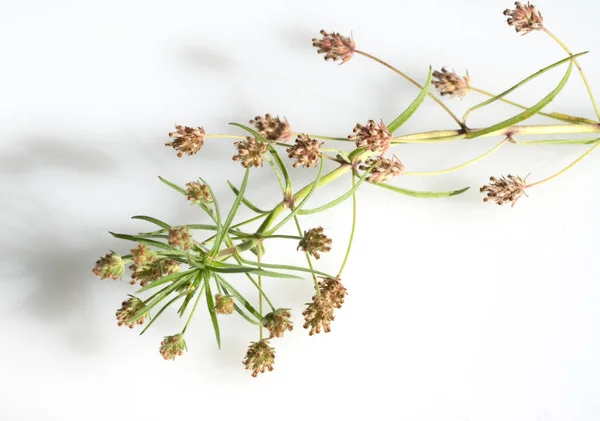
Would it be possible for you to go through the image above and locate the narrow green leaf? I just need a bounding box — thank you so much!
[464,52,587,123]
[130,275,191,321]
[387,67,433,133]
[466,58,575,139]
[373,182,470,198]
[204,276,221,349]
[199,177,222,227]
[109,232,171,250]
[135,270,196,293]
[206,262,303,279]
[131,215,171,230]
[139,292,185,335]
[227,181,268,214]
[158,176,187,195]
[210,167,250,256]
[178,273,203,316]
[238,257,336,279]
[217,277,262,321]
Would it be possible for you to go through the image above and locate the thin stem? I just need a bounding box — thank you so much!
[355,49,465,129]
[337,175,357,278]
[181,282,206,334]
[297,132,350,142]
[404,140,507,176]
[470,86,596,125]
[544,28,600,121]
[205,134,246,140]
[526,141,600,188]
[257,246,264,340]
[266,156,286,193]
[517,137,600,146]
[293,215,319,294]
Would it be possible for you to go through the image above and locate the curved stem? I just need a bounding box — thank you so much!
[355,49,465,129]
[526,141,600,188]
[337,175,357,278]
[544,28,600,121]
[404,140,507,176]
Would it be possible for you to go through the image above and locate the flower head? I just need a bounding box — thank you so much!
[349,119,391,152]
[286,134,323,168]
[312,30,356,64]
[92,252,124,280]
[359,155,405,183]
[504,2,544,35]
[298,227,332,259]
[432,68,471,98]
[159,334,187,361]
[249,114,292,142]
[131,244,157,266]
[243,339,275,377]
[168,226,193,250]
[166,125,206,157]
[215,294,235,315]
[233,136,269,168]
[319,277,347,309]
[129,259,180,287]
[261,309,294,338]
[302,277,347,336]
[480,175,528,207]
[116,296,148,328]
[185,181,213,205]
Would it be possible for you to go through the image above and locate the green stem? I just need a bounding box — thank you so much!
[526,141,600,188]
[181,282,206,334]
[257,246,264,340]
[544,28,600,121]
[337,175,357,278]
[355,49,465,129]
[293,215,319,293]
[403,140,507,176]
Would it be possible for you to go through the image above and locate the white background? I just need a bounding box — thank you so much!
[2,1,600,420]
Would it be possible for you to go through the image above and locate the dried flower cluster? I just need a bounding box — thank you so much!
[504,1,544,35]
[93,252,124,280]
[298,227,332,259]
[359,155,405,183]
[186,181,213,205]
[250,114,292,142]
[168,226,193,250]
[303,277,347,335]
[233,136,269,167]
[166,125,205,157]
[116,296,148,328]
[243,339,276,377]
[349,119,392,153]
[286,134,323,168]
[312,30,356,64]
[261,309,294,338]
[215,294,235,315]
[160,334,187,360]
[480,175,528,207]
[433,68,471,98]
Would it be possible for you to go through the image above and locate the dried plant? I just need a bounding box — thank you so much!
[93,3,600,376]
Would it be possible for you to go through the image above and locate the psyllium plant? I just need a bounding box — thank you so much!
[93,2,600,376]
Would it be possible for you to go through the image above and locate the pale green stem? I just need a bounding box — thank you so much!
[526,141,600,188]
[337,175,357,278]
[470,86,596,125]
[293,215,319,294]
[205,134,246,140]
[257,246,264,340]
[355,49,465,129]
[181,282,206,334]
[404,140,507,176]
[544,28,600,121]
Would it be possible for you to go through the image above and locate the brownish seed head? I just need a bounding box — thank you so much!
[432,68,471,98]
[286,134,324,168]
[349,119,391,153]
[233,136,269,168]
[159,334,187,361]
[168,226,193,250]
[249,114,292,142]
[116,296,148,328]
[480,174,528,207]
[318,277,348,309]
[185,181,213,205]
[92,252,125,280]
[214,294,235,315]
[302,277,347,335]
[131,244,157,266]
[261,308,294,338]
[312,30,356,64]
[503,2,544,35]
[297,227,332,259]
[359,155,405,183]
[243,339,276,377]
[165,125,206,158]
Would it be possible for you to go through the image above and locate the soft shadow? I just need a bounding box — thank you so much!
[178,45,235,72]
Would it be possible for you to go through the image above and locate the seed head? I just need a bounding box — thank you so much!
[129,259,180,287]
[131,244,157,266]
[249,114,292,142]
[349,119,391,152]
[286,134,323,168]
[92,252,124,280]
[359,155,405,183]
[432,68,471,98]
[116,296,148,328]
[480,175,528,207]
[185,181,213,205]
[233,136,269,168]
[504,2,544,35]
[302,295,335,336]
[159,334,187,361]
[243,339,275,377]
[298,227,332,259]
[261,308,294,338]
[168,226,193,250]
[215,294,235,315]
[166,125,206,158]
[312,30,356,64]
[319,277,347,309]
